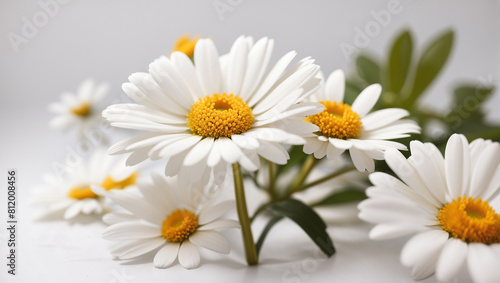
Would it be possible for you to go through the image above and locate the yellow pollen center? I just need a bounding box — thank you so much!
[305,101,362,139]
[187,93,254,138]
[161,209,198,242]
[70,103,91,117]
[67,185,96,200]
[67,172,138,200]
[438,196,500,244]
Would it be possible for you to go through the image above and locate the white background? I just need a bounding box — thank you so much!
[0,0,498,282]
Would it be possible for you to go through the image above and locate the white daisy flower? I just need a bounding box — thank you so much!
[93,173,240,269]
[358,134,500,282]
[32,149,138,220]
[49,79,110,132]
[103,36,322,184]
[303,70,421,172]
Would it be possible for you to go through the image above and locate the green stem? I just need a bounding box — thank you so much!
[232,163,258,266]
[288,155,318,194]
[299,166,356,191]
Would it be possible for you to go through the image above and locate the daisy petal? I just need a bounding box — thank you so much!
[435,238,468,282]
[401,230,448,267]
[198,200,236,225]
[178,240,200,269]
[445,134,470,198]
[324,69,345,102]
[189,231,231,254]
[117,237,166,260]
[349,148,374,172]
[183,138,215,166]
[351,84,381,118]
[64,201,84,219]
[102,212,139,225]
[198,219,241,231]
[153,243,180,269]
[102,222,161,240]
[467,243,500,283]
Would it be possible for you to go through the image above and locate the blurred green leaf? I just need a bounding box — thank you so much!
[445,85,499,142]
[406,30,454,108]
[356,55,381,85]
[345,79,364,105]
[270,198,335,257]
[314,188,366,206]
[387,30,413,94]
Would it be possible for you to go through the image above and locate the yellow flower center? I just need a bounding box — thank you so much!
[172,34,200,58]
[161,209,198,242]
[187,93,254,138]
[438,196,500,244]
[70,103,91,117]
[67,172,138,200]
[305,101,362,139]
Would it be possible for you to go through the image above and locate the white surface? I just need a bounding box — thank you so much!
[0,0,498,282]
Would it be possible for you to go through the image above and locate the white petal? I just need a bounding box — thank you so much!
[467,243,500,283]
[248,51,296,107]
[195,39,222,95]
[153,243,180,268]
[216,137,243,164]
[303,137,324,154]
[103,222,161,240]
[198,219,240,231]
[385,148,441,208]
[469,142,500,198]
[400,230,448,267]
[351,84,381,118]
[116,237,166,260]
[231,134,260,150]
[225,35,248,95]
[238,149,261,172]
[326,143,345,159]
[256,142,289,164]
[408,141,447,204]
[189,231,231,254]
[324,69,345,102]
[64,201,85,219]
[329,138,353,150]
[349,148,375,172]
[239,37,273,100]
[445,134,471,198]
[170,51,204,101]
[102,212,139,225]
[198,200,236,225]
[313,141,328,159]
[368,223,426,240]
[435,238,468,282]
[183,138,214,166]
[178,240,200,269]
[361,108,410,131]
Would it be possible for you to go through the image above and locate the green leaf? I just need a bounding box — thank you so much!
[270,198,335,257]
[345,79,364,105]
[356,55,382,85]
[314,189,367,206]
[444,85,499,142]
[255,216,283,256]
[387,30,413,94]
[406,30,454,108]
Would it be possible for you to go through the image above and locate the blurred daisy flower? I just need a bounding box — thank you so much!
[94,173,240,269]
[171,34,200,58]
[358,134,500,282]
[303,70,420,172]
[103,36,322,184]
[48,79,110,133]
[32,149,138,220]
